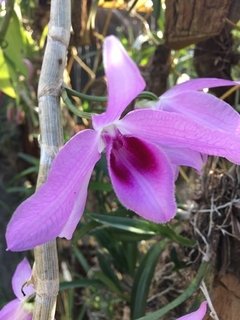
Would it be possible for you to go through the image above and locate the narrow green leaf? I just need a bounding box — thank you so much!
[89,213,195,247]
[97,252,123,292]
[10,167,38,182]
[73,246,90,274]
[92,228,127,271]
[109,229,153,242]
[131,242,164,319]
[93,271,129,301]
[155,225,195,247]
[137,261,209,320]
[18,152,39,166]
[60,278,102,291]
[6,186,34,196]
[89,213,156,235]
[77,305,87,320]
[73,220,99,242]
[122,242,138,276]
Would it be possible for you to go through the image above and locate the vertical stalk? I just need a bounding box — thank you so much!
[0,0,15,43]
[33,1,71,319]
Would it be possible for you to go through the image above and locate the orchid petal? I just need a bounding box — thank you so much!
[158,90,240,134]
[0,299,20,320]
[171,164,180,181]
[106,133,176,222]
[58,169,92,239]
[162,146,206,172]
[92,36,145,129]
[117,109,240,164]
[12,258,34,300]
[0,299,31,320]
[177,301,207,320]
[165,78,237,95]
[6,130,101,251]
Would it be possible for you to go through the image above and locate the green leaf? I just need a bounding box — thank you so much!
[60,278,102,291]
[89,181,112,192]
[137,261,209,320]
[155,225,195,247]
[10,166,38,183]
[6,186,34,197]
[88,213,195,247]
[77,305,87,320]
[97,252,123,292]
[73,246,90,274]
[131,242,164,319]
[18,152,39,166]
[109,229,153,242]
[73,220,99,242]
[122,242,138,276]
[3,11,28,77]
[89,213,156,236]
[92,228,128,272]
[93,271,128,300]
[0,49,16,98]
[39,24,48,49]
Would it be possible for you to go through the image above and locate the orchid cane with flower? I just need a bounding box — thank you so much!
[6,35,240,252]
[0,258,34,320]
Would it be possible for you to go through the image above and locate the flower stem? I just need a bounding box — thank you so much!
[138,91,159,101]
[61,88,93,119]
[64,85,107,102]
[64,85,159,104]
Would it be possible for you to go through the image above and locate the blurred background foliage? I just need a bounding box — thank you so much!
[1,0,240,319]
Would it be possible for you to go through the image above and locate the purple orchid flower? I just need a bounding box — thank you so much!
[6,35,240,252]
[0,258,34,320]
[177,301,207,320]
[120,76,240,171]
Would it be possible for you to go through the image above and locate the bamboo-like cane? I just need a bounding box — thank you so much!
[33,1,71,319]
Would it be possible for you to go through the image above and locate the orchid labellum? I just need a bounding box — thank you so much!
[6,35,240,251]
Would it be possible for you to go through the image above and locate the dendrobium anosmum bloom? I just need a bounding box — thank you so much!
[177,301,207,320]
[0,258,34,320]
[6,36,240,251]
